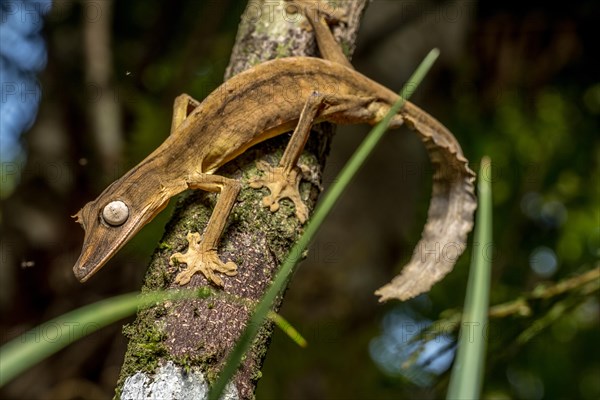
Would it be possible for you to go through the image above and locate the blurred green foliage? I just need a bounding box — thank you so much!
[453,84,599,399]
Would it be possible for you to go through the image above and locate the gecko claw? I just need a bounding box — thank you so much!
[170,232,237,286]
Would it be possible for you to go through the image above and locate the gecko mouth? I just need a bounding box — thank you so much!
[72,225,133,282]
[73,243,119,282]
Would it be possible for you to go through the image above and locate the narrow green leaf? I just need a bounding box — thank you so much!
[0,293,139,387]
[446,156,493,399]
[268,311,307,348]
[208,48,441,400]
[0,288,211,387]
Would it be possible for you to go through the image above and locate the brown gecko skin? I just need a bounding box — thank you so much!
[73,56,476,301]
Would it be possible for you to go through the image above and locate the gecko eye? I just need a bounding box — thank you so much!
[102,200,129,226]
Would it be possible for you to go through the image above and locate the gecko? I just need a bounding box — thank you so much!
[72,1,476,302]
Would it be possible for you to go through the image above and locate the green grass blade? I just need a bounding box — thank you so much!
[0,292,141,387]
[208,48,440,400]
[268,311,307,348]
[446,156,493,399]
[0,288,211,387]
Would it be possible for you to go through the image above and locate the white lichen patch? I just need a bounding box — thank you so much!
[121,361,238,400]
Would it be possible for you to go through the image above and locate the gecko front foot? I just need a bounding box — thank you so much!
[170,232,237,286]
[249,160,309,223]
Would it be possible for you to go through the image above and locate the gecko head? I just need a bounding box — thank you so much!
[72,184,169,282]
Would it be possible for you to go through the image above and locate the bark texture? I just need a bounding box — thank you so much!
[116,1,369,399]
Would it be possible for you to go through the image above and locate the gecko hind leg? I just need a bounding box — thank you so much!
[249,92,325,223]
[250,92,381,222]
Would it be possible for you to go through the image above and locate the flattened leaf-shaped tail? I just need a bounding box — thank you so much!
[376,102,477,302]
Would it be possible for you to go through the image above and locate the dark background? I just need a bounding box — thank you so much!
[1,0,598,399]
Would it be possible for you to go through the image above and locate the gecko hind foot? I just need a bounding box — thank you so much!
[170,232,237,286]
[249,160,309,223]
